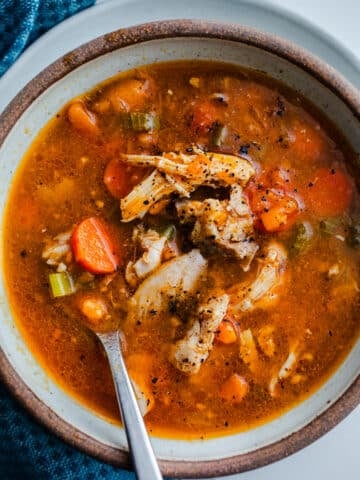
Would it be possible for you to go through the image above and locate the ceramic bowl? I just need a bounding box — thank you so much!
[0,20,359,478]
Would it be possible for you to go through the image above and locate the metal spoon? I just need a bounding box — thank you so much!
[96,330,163,480]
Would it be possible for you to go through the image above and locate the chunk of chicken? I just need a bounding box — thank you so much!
[120,148,255,188]
[121,170,191,222]
[176,185,258,270]
[171,294,229,374]
[268,343,299,397]
[229,241,287,312]
[239,329,259,374]
[128,249,207,321]
[257,325,276,357]
[125,227,168,287]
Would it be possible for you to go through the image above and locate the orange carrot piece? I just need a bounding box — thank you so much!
[71,217,119,274]
[67,102,99,135]
[260,197,298,232]
[105,78,151,112]
[191,101,219,134]
[306,167,353,216]
[290,121,324,161]
[220,374,249,403]
[216,319,237,344]
[103,158,149,199]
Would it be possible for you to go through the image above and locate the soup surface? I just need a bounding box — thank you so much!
[3,61,360,439]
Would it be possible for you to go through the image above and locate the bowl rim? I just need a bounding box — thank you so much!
[0,19,359,478]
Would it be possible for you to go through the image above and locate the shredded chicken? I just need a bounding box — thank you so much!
[128,249,207,321]
[239,329,259,373]
[171,294,229,374]
[42,231,72,272]
[176,185,258,269]
[121,148,255,188]
[257,325,276,357]
[230,241,287,312]
[125,227,168,287]
[269,343,299,397]
[120,170,185,222]
[120,149,255,222]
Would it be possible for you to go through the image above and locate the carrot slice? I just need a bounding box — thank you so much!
[260,196,299,232]
[191,101,219,134]
[220,374,249,403]
[290,121,324,162]
[245,168,300,232]
[68,102,99,136]
[216,319,237,344]
[103,158,149,199]
[306,167,353,216]
[71,217,119,274]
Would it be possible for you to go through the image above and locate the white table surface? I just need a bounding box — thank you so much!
[0,1,358,478]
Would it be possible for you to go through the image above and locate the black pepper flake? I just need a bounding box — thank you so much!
[20,249,27,258]
[149,309,157,315]
[330,168,336,175]
[224,421,229,427]
[143,200,149,205]
[328,330,333,337]
[239,144,250,155]
[186,146,193,153]
[275,96,286,116]
[308,182,314,187]
[151,377,158,384]
[136,320,142,326]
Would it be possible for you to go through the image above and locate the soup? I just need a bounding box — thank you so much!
[3,61,359,439]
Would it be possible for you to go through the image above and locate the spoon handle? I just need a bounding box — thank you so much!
[97,330,163,480]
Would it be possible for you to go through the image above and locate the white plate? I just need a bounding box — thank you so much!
[0,1,358,479]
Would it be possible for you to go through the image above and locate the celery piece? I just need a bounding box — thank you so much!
[49,272,75,298]
[130,112,160,131]
[291,222,313,256]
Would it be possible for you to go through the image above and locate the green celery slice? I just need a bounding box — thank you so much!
[130,112,160,131]
[49,272,75,298]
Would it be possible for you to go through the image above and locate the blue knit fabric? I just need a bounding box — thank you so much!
[0,0,95,76]
[0,2,136,478]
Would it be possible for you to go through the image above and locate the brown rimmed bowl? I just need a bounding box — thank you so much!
[0,20,359,478]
